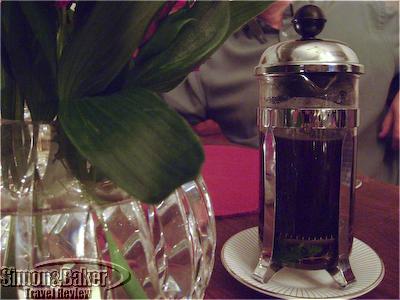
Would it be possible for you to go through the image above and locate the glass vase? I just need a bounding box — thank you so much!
[1,121,216,299]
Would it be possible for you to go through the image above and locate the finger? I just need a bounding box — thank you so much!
[379,110,393,138]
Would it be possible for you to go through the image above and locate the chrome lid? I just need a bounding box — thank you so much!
[255,5,364,75]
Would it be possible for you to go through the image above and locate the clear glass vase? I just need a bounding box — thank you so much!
[1,121,216,299]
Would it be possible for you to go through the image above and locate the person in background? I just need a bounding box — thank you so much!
[163,1,399,184]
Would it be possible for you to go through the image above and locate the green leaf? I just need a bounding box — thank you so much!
[227,1,273,36]
[136,9,196,63]
[58,2,163,100]
[104,229,148,299]
[59,87,204,204]
[126,2,230,92]
[1,2,58,121]
[1,3,31,79]
[72,2,96,33]
[103,63,130,95]
[19,2,58,76]
[1,64,24,120]
[126,1,272,93]
[1,36,13,78]
[1,123,33,190]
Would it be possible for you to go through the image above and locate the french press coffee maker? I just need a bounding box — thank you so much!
[253,5,364,287]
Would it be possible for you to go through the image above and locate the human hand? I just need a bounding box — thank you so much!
[379,91,399,150]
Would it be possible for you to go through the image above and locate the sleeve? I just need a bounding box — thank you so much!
[162,71,208,125]
[382,1,399,74]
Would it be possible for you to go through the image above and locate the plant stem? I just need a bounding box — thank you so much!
[0,217,19,299]
[31,124,45,254]
[1,68,24,120]
[81,185,148,299]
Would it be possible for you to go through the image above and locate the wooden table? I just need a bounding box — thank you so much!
[204,176,399,299]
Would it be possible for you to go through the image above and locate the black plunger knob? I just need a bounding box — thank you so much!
[292,5,326,40]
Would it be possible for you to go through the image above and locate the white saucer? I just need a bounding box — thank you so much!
[221,227,384,299]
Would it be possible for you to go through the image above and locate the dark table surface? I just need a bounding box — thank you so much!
[204,175,399,299]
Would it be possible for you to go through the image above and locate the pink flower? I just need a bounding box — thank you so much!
[142,20,159,45]
[170,0,187,15]
[142,1,185,45]
[131,48,140,59]
[132,1,191,59]
[55,0,71,9]
[159,1,177,18]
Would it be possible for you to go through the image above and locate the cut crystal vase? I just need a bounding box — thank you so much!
[1,121,216,299]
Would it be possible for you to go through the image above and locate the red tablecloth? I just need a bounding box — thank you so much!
[202,145,259,216]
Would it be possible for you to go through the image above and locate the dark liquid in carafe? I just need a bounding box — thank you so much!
[262,134,343,269]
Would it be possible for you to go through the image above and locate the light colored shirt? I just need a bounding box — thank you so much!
[163,1,399,184]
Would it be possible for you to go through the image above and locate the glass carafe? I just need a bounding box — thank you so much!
[253,5,364,288]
